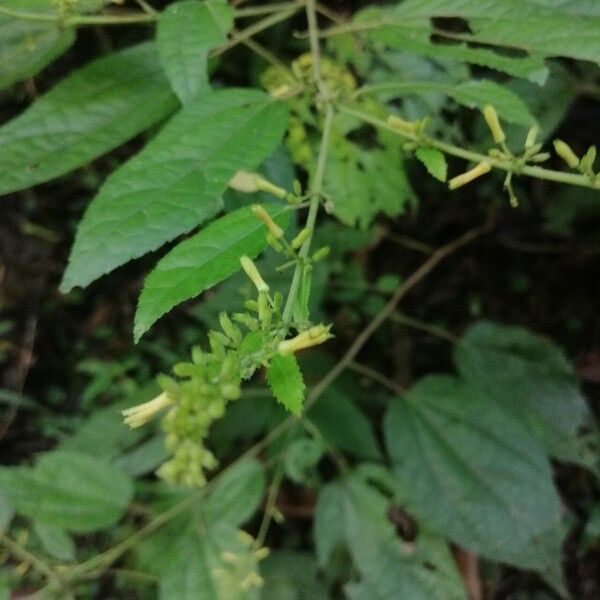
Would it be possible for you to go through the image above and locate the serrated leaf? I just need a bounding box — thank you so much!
[267,354,305,415]
[453,321,590,463]
[159,522,261,600]
[262,551,329,600]
[134,204,289,340]
[33,522,76,562]
[415,147,447,182]
[314,474,467,600]
[325,133,414,228]
[0,450,133,532]
[393,0,600,65]
[363,16,548,83]
[384,375,562,568]
[202,459,265,525]
[367,80,535,125]
[61,89,288,292]
[0,42,178,197]
[307,386,382,460]
[157,0,234,104]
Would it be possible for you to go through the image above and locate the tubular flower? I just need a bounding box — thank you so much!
[483,105,506,144]
[277,324,333,356]
[122,392,175,429]
[240,256,269,293]
[251,204,284,239]
[448,161,492,190]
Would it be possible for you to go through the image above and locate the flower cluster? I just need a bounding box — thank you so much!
[122,205,334,487]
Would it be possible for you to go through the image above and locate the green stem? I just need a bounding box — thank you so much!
[0,532,64,588]
[0,2,297,27]
[235,2,302,18]
[337,104,600,191]
[282,0,333,324]
[390,313,459,343]
[282,104,334,324]
[212,7,299,58]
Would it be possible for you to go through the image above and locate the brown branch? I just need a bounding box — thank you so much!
[304,216,494,410]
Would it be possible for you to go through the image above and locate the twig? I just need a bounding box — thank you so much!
[348,361,406,396]
[390,313,459,344]
[337,104,600,191]
[0,533,64,589]
[303,218,493,411]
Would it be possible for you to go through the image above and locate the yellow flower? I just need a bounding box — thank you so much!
[122,392,175,429]
[277,324,333,355]
[252,204,284,239]
[448,161,492,190]
[483,105,506,144]
[240,256,269,293]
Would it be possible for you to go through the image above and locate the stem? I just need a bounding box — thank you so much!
[235,2,301,18]
[0,533,64,588]
[337,104,600,191]
[348,361,406,396]
[212,7,299,58]
[390,313,459,343]
[302,219,493,412]
[282,0,333,324]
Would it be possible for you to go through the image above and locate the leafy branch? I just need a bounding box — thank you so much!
[337,104,600,191]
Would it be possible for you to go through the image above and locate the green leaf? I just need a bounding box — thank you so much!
[159,522,261,600]
[283,438,324,484]
[314,474,467,600]
[33,522,76,562]
[134,203,289,340]
[0,42,177,197]
[267,354,305,415]
[325,132,414,228]
[61,89,288,293]
[367,80,535,125]
[261,551,329,600]
[384,375,562,568]
[114,435,169,478]
[0,450,133,532]
[157,0,234,104]
[0,2,74,91]
[393,0,600,65]
[364,19,549,84]
[307,386,382,460]
[453,321,590,463]
[202,459,265,525]
[415,147,447,182]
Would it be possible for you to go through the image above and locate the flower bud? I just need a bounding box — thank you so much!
[252,204,284,239]
[266,233,284,252]
[553,139,580,169]
[524,125,539,149]
[291,227,311,249]
[448,161,492,190]
[387,114,418,134]
[254,178,287,200]
[312,246,330,262]
[580,145,597,174]
[483,105,506,144]
[228,170,261,193]
[240,256,269,293]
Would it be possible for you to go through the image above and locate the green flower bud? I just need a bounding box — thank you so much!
[553,139,580,169]
[312,246,330,262]
[291,227,311,249]
[240,256,269,293]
